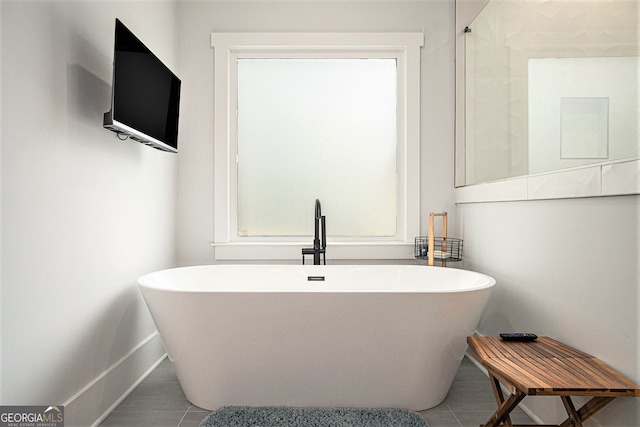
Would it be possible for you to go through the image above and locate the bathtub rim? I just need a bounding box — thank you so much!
[138,264,496,294]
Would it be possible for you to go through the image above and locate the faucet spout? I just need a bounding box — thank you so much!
[314,199,321,251]
[302,199,327,265]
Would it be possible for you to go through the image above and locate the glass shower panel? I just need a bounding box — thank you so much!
[464,0,639,185]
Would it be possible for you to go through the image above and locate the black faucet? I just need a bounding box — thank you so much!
[302,199,326,265]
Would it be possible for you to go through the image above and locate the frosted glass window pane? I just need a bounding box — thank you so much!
[237,59,397,237]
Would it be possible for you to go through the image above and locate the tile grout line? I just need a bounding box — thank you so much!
[447,405,465,427]
[176,407,190,427]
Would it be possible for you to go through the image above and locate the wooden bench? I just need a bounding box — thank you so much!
[467,336,640,427]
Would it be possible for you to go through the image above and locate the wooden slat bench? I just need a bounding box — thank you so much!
[467,336,640,427]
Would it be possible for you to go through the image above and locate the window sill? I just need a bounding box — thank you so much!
[210,241,415,261]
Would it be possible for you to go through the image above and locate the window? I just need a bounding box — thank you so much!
[238,58,398,237]
[211,33,423,260]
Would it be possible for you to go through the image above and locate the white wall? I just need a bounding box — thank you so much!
[176,0,457,266]
[457,196,639,425]
[1,2,178,425]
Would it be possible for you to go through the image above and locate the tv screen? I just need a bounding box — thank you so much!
[104,19,180,152]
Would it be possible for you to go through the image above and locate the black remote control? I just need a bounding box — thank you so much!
[500,333,538,342]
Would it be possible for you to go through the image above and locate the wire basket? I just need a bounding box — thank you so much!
[414,236,463,262]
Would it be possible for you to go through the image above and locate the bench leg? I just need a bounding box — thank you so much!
[561,397,584,427]
[558,396,616,427]
[481,388,526,427]
[488,373,515,427]
[481,373,555,427]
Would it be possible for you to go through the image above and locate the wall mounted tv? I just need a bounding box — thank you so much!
[103,19,180,153]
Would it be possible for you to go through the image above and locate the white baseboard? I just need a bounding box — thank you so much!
[61,332,167,427]
[466,330,544,425]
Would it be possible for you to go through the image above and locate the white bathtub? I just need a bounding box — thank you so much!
[138,264,495,411]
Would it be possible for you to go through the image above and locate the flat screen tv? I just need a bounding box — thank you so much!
[103,19,180,153]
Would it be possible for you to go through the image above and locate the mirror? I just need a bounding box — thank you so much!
[463,0,639,186]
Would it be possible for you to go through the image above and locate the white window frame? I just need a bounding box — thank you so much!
[210,32,423,260]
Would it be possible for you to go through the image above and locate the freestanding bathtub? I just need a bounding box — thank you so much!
[138,264,495,411]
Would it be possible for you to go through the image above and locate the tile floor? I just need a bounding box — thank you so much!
[100,356,535,427]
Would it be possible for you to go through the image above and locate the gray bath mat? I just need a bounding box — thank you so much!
[199,406,428,427]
